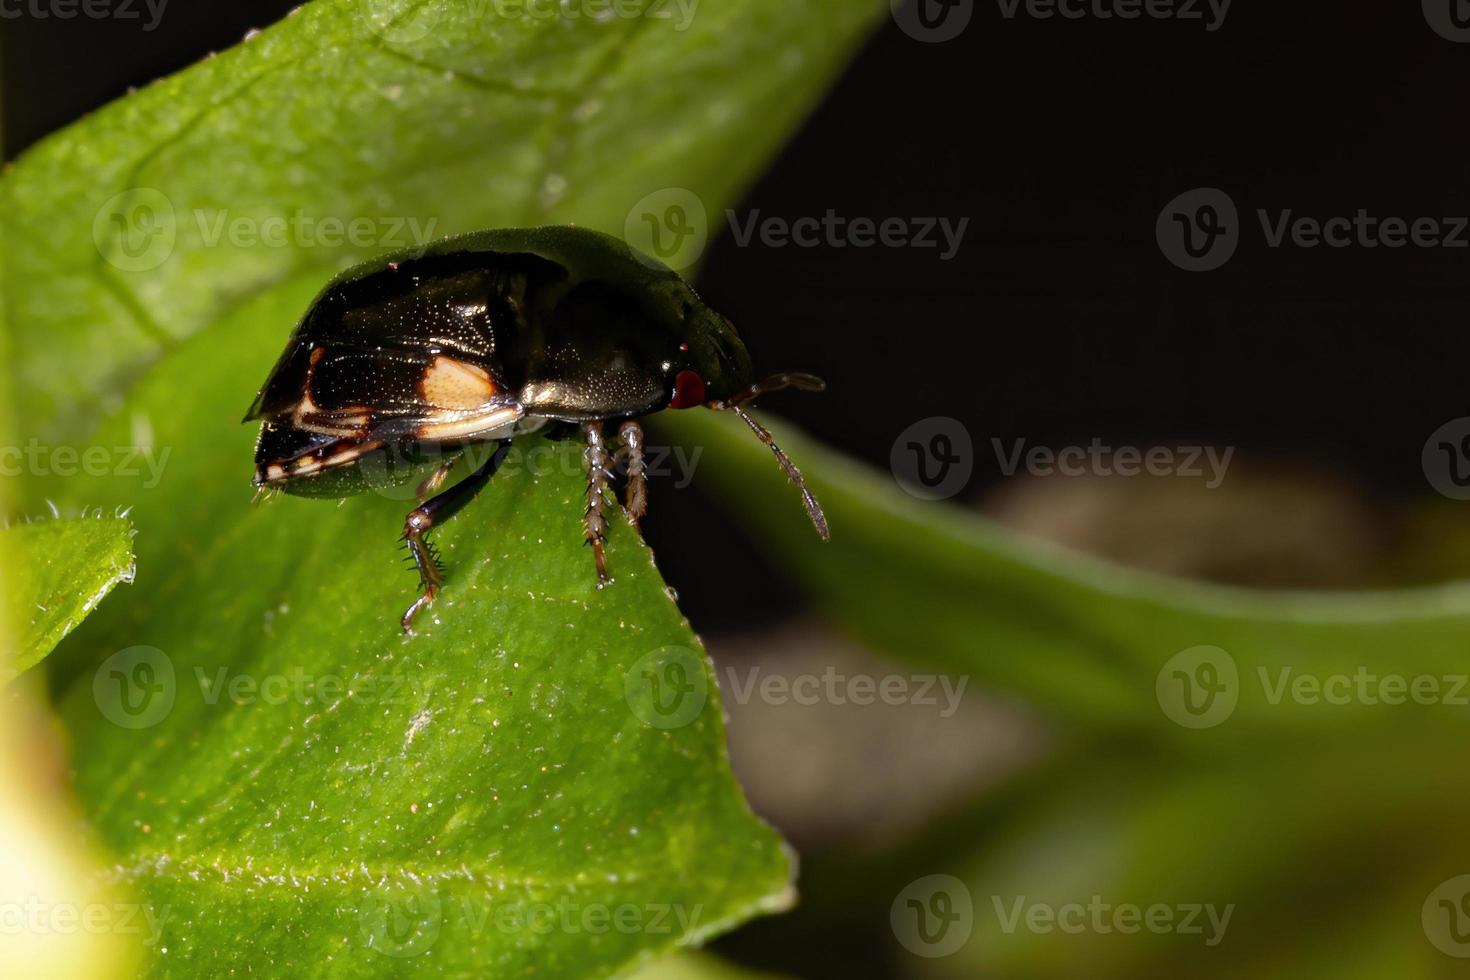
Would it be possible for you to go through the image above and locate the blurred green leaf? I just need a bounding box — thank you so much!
[0,0,888,976]
[658,410,1470,734]
[629,950,789,980]
[2,517,134,678]
[656,411,1470,975]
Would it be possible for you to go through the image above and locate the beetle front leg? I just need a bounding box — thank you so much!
[400,439,513,632]
[616,419,648,528]
[582,422,614,586]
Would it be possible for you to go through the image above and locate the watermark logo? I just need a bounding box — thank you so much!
[358,440,704,502]
[726,210,968,261]
[625,188,709,272]
[891,874,973,957]
[365,0,698,39]
[1258,667,1470,708]
[93,646,176,729]
[994,438,1233,488]
[1164,190,1470,271]
[1156,645,1238,729]
[1424,875,1470,957]
[1423,418,1470,500]
[358,889,443,957]
[995,0,1231,31]
[94,189,440,270]
[721,666,969,717]
[890,0,973,42]
[1157,187,1238,272]
[0,899,169,945]
[624,646,708,729]
[891,417,974,501]
[1160,652,1470,726]
[1424,0,1470,42]
[992,895,1233,945]
[193,209,438,250]
[0,0,169,31]
[0,440,171,487]
[93,188,176,272]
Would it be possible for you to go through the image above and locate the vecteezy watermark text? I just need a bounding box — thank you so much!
[93,187,444,273]
[0,440,170,488]
[993,438,1234,488]
[92,646,433,730]
[722,665,969,717]
[1159,187,1470,271]
[192,209,439,250]
[991,895,1234,946]
[357,891,701,958]
[0,898,168,945]
[1258,209,1470,250]
[0,0,168,30]
[995,0,1231,31]
[727,210,968,261]
[363,0,698,45]
[1157,645,1470,730]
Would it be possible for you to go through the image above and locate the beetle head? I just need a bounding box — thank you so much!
[669,298,830,542]
[670,301,753,406]
[537,226,830,541]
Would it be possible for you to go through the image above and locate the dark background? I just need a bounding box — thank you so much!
[6,2,1467,630]
[8,2,1466,634]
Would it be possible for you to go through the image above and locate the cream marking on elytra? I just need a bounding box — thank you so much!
[420,355,498,409]
[413,404,524,441]
[258,440,385,483]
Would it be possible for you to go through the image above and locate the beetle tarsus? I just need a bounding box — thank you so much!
[401,583,438,633]
[583,422,614,584]
[617,419,648,528]
[400,515,445,632]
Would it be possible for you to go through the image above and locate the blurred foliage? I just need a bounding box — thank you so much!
[659,410,1470,978]
[2,518,134,679]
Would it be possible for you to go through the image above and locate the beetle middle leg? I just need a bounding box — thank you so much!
[616,419,648,528]
[400,439,513,632]
[582,422,615,586]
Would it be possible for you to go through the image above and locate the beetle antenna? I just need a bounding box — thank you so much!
[725,402,829,540]
[726,372,826,408]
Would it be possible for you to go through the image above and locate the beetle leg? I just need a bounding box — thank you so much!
[400,439,513,633]
[616,419,648,528]
[582,422,615,586]
[414,454,458,503]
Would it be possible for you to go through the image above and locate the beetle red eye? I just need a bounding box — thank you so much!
[669,369,706,409]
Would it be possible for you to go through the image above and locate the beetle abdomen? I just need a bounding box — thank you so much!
[253,420,457,498]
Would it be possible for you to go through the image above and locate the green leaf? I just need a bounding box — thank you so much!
[629,950,790,980]
[2,517,135,678]
[657,410,1470,733]
[0,0,887,976]
[52,276,793,978]
[655,411,1470,975]
[1,0,884,443]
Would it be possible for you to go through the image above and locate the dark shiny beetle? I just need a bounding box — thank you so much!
[245,226,828,632]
